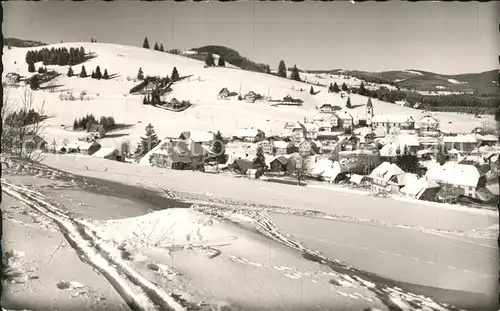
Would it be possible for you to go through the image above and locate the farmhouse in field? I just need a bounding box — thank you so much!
[418,115,440,134]
[371,114,415,131]
[92,147,124,162]
[79,141,102,156]
[217,87,230,99]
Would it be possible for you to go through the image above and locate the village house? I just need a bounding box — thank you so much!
[231,127,266,143]
[317,121,333,133]
[442,134,478,152]
[79,141,102,156]
[371,114,415,131]
[5,72,21,85]
[425,162,491,201]
[418,115,440,134]
[273,140,296,155]
[92,147,124,162]
[319,104,336,114]
[338,111,353,129]
[244,91,261,103]
[151,139,208,170]
[269,155,292,173]
[364,132,377,144]
[369,162,405,188]
[24,133,48,151]
[400,177,441,201]
[258,140,273,154]
[393,134,420,154]
[476,134,498,147]
[217,87,230,99]
[179,131,215,145]
[282,121,318,144]
[142,81,156,95]
[326,114,340,128]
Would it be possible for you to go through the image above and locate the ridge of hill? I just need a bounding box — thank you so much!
[4,37,48,48]
[190,45,271,73]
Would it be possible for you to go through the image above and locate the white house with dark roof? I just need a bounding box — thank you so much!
[231,127,266,142]
[338,111,353,129]
[371,114,415,131]
[425,162,489,200]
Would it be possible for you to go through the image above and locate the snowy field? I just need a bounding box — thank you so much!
[2,156,473,311]
[3,43,492,150]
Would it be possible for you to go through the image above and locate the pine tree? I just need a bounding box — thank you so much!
[255,145,266,166]
[346,97,352,109]
[309,86,315,95]
[29,75,40,90]
[91,70,96,79]
[140,123,159,156]
[212,130,226,167]
[341,82,348,92]
[137,67,144,80]
[159,43,164,52]
[277,60,287,78]
[218,56,226,67]
[73,119,78,130]
[171,67,179,82]
[80,65,87,78]
[143,37,150,49]
[95,66,102,80]
[333,82,341,93]
[28,62,36,73]
[205,53,215,67]
[154,42,159,51]
[359,81,366,96]
[328,83,334,93]
[290,65,301,82]
[67,66,74,77]
[103,69,109,79]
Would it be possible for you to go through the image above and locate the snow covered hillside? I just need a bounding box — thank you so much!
[3,43,492,149]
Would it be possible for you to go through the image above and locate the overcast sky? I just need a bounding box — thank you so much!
[4,1,499,74]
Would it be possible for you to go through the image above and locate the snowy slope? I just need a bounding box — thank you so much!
[3,43,491,149]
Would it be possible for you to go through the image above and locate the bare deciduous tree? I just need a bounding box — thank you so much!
[2,87,48,162]
[293,154,310,186]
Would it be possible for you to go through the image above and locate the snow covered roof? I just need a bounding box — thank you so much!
[419,115,439,124]
[394,134,420,147]
[442,135,477,144]
[232,127,263,138]
[478,134,498,142]
[349,174,365,185]
[339,111,353,120]
[425,162,484,188]
[369,162,405,182]
[180,131,214,143]
[317,121,333,128]
[379,143,400,157]
[400,177,440,198]
[79,141,101,150]
[371,114,414,123]
[92,147,119,158]
[273,140,291,149]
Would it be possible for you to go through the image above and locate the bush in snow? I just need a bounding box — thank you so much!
[103,69,109,79]
[67,66,74,77]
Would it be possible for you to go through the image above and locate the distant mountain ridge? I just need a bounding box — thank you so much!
[4,37,47,48]
[304,68,499,95]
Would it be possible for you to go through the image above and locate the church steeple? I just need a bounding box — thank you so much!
[366,97,374,126]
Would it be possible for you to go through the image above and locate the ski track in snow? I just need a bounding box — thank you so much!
[1,179,187,311]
